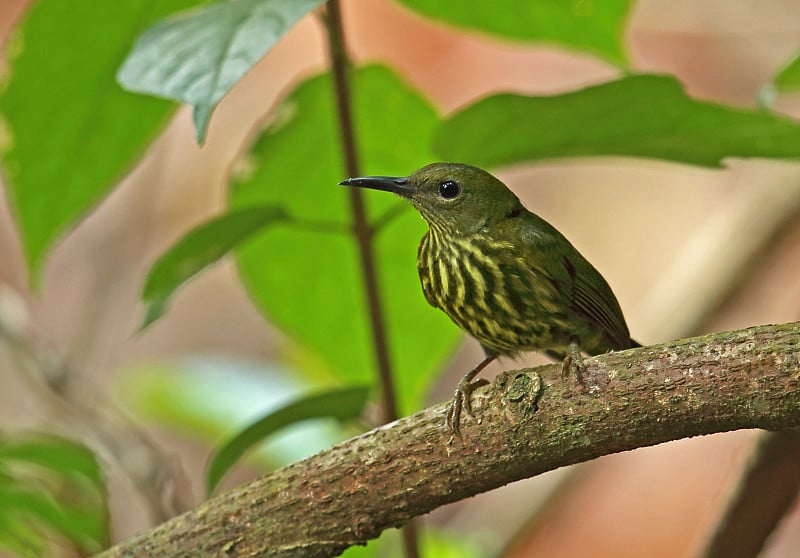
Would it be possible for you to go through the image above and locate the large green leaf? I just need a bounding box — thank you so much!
[206,386,370,495]
[397,0,633,65]
[434,74,800,168]
[0,0,202,283]
[141,205,289,328]
[230,65,461,413]
[774,52,800,93]
[118,0,324,141]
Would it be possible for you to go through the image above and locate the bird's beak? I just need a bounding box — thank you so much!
[339,176,413,198]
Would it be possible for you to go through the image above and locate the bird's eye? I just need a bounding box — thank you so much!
[438,180,461,199]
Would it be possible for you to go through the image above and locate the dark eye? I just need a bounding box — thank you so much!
[438,180,461,199]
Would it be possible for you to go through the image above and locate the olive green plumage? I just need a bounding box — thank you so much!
[340,163,637,436]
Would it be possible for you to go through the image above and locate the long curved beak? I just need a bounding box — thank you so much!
[339,176,413,197]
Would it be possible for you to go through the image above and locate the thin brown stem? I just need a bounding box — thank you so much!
[323,2,418,557]
[324,0,398,426]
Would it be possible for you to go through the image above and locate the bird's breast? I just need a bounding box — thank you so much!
[416,230,565,355]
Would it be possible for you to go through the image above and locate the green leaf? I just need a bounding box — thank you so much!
[206,385,369,494]
[141,205,289,328]
[0,0,201,282]
[341,526,482,558]
[117,357,359,468]
[434,74,800,168]
[230,65,462,413]
[397,0,633,65]
[774,52,800,92]
[118,0,324,142]
[0,434,108,554]
[0,508,43,558]
[0,485,104,552]
[0,434,102,486]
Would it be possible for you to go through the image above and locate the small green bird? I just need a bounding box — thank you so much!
[340,163,638,437]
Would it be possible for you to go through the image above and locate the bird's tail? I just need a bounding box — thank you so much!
[629,338,642,348]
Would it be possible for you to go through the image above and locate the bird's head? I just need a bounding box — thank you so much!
[339,163,522,235]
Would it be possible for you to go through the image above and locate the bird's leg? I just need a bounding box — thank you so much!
[560,342,586,385]
[445,354,496,438]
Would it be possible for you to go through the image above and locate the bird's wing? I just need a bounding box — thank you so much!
[569,267,631,349]
[515,212,631,350]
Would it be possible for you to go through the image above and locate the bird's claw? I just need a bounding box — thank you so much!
[561,342,586,386]
[445,378,490,439]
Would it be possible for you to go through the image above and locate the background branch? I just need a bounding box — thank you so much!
[695,430,800,558]
[97,322,800,558]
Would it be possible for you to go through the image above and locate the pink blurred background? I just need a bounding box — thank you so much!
[1,1,799,556]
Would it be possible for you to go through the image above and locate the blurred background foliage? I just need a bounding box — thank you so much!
[0,1,799,557]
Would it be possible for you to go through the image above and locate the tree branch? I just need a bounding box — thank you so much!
[97,323,800,558]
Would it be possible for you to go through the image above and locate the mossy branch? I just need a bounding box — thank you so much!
[97,322,800,558]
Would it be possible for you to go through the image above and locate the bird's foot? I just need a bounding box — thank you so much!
[445,378,490,439]
[560,342,586,386]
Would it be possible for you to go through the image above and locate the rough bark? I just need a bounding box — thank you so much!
[97,322,800,558]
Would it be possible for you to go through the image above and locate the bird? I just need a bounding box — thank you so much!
[340,163,639,437]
